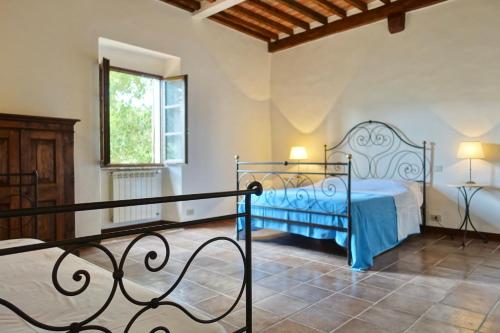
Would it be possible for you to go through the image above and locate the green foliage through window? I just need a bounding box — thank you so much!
[109,71,157,164]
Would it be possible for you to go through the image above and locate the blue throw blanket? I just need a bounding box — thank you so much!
[237,188,398,270]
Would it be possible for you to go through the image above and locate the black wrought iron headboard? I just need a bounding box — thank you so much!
[324,120,428,226]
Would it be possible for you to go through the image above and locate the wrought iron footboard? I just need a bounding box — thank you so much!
[235,158,353,265]
[0,182,263,333]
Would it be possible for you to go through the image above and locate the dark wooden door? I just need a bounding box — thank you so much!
[0,129,20,239]
[20,130,65,241]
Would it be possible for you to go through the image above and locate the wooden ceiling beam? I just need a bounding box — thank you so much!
[246,0,310,31]
[380,0,391,4]
[210,15,271,41]
[388,11,406,33]
[216,12,280,39]
[277,0,328,25]
[311,0,347,18]
[231,6,294,35]
[193,0,246,19]
[343,0,368,11]
[158,0,200,12]
[269,0,448,52]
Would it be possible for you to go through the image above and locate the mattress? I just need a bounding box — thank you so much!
[238,178,422,270]
[0,239,227,333]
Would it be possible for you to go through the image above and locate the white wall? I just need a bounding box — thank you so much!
[270,0,500,232]
[0,0,271,236]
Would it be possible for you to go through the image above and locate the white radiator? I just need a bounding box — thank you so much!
[112,170,162,224]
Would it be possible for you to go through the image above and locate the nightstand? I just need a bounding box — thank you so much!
[447,184,489,246]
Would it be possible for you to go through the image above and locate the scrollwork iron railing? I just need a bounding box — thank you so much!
[0,182,263,333]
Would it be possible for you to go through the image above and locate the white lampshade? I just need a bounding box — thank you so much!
[289,146,308,160]
[457,141,484,159]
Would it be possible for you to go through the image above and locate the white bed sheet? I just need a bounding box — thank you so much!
[350,178,423,241]
[0,239,227,333]
[316,178,423,241]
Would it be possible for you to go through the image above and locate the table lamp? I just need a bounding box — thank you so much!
[457,141,484,184]
[289,146,308,173]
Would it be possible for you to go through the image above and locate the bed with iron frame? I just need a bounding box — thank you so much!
[0,181,263,333]
[236,120,428,267]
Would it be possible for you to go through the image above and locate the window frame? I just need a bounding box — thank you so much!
[163,74,188,165]
[100,59,188,168]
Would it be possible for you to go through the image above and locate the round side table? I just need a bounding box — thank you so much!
[447,184,488,246]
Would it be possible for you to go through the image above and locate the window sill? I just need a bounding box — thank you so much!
[101,164,165,171]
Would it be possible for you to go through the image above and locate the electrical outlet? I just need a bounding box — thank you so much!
[186,208,195,216]
[434,165,444,173]
[430,214,442,223]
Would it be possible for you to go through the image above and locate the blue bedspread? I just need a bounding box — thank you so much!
[237,188,399,270]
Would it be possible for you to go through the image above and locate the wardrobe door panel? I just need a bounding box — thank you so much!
[21,130,65,241]
[0,129,20,240]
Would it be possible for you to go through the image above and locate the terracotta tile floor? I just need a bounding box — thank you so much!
[81,221,500,333]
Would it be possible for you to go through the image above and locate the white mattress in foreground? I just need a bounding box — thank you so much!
[0,239,227,333]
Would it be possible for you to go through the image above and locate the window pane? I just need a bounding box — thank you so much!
[165,134,184,161]
[164,79,185,106]
[163,75,187,164]
[109,70,159,164]
[165,106,184,133]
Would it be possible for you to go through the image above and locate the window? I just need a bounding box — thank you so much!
[100,58,187,166]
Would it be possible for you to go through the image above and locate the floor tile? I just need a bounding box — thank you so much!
[291,305,350,332]
[359,306,419,333]
[262,319,321,333]
[316,293,372,317]
[224,307,282,332]
[278,266,326,282]
[170,280,219,304]
[274,255,312,267]
[256,275,302,292]
[437,253,483,272]
[194,294,244,317]
[255,294,309,317]
[376,292,433,316]
[424,304,485,330]
[284,283,333,303]
[361,274,405,291]
[407,318,474,333]
[308,274,352,291]
[340,283,390,302]
[226,284,277,302]
[397,282,449,302]
[479,314,500,333]
[411,274,458,291]
[379,261,423,281]
[442,289,498,314]
[401,251,446,266]
[332,319,386,333]
[329,268,370,283]
[253,260,293,274]
[186,268,242,293]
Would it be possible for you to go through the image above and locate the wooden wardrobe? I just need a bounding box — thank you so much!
[0,113,79,241]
